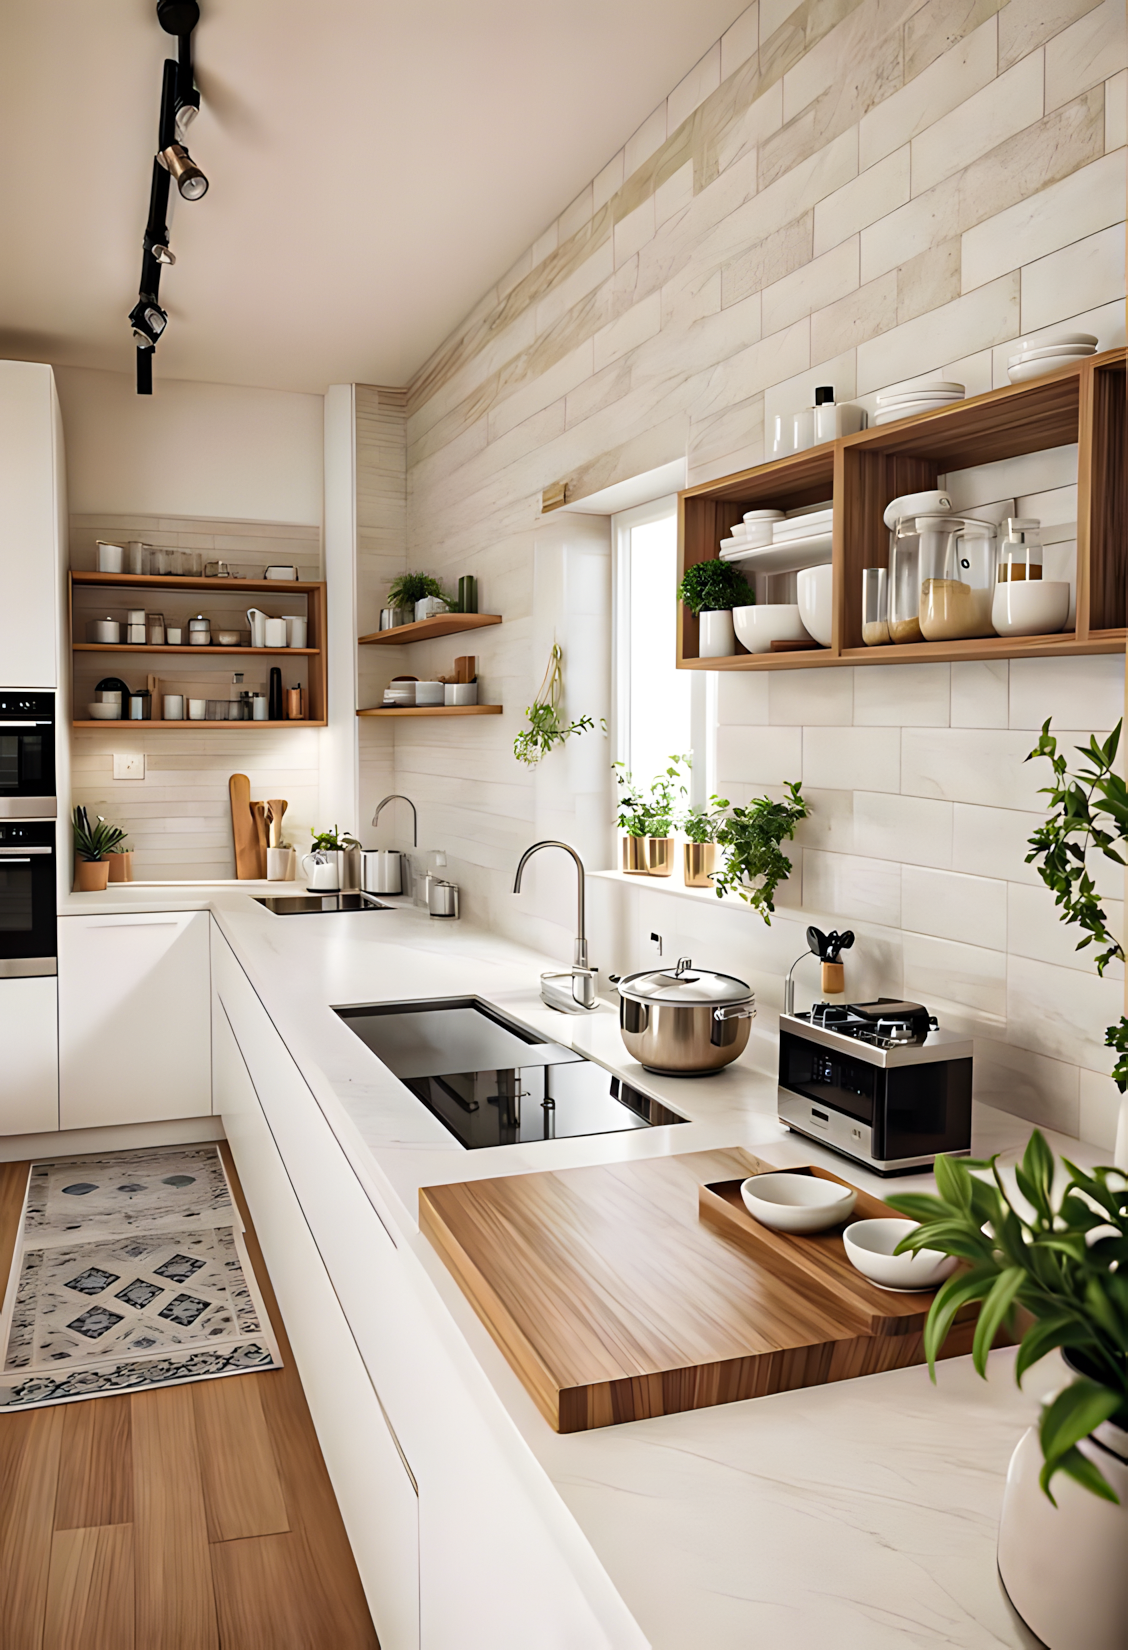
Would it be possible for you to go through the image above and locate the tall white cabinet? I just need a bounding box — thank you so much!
[0,360,64,690]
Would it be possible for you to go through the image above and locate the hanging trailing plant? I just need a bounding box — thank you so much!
[513,643,594,766]
[711,781,808,921]
[1025,718,1128,1089]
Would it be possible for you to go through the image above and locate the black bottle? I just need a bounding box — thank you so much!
[268,666,283,720]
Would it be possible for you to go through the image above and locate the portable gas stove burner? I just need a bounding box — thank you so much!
[803,998,938,1050]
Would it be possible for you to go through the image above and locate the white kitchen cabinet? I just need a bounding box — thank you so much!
[0,975,58,1134]
[0,360,63,689]
[58,911,211,1128]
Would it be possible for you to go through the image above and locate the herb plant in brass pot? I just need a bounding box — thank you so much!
[614,757,688,876]
[681,795,730,887]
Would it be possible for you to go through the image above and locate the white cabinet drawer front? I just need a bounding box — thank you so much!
[0,974,58,1134]
[58,910,211,1128]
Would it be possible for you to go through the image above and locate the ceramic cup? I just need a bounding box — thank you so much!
[166,626,183,645]
[162,694,185,720]
[263,617,287,647]
[284,615,307,647]
[187,698,206,720]
[698,610,736,658]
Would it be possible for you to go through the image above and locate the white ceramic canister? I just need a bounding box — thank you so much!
[284,615,307,648]
[187,698,207,720]
[263,617,287,647]
[698,610,736,658]
[162,695,185,720]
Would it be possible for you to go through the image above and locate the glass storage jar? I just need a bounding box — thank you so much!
[862,567,890,645]
[889,518,923,643]
[918,516,997,641]
[996,518,1043,583]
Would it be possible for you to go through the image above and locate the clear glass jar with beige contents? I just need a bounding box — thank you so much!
[890,515,997,642]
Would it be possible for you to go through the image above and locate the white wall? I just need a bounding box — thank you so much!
[55,366,324,523]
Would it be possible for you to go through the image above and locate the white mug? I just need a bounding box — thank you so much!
[301,851,340,891]
[187,698,206,720]
[266,846,294,881]
[284,615,307,648]
[264,617,287,647]
[162,694,185,720]
[97,541,125,572]
[246,607,269,648]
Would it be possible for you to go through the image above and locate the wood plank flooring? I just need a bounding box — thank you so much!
[0,1148,379,1649]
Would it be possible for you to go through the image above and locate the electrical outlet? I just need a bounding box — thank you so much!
[649,931,663,956]
[113,753,145,780]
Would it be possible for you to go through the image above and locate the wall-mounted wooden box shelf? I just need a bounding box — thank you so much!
[677,349,1126,671]
[69,572,328,725]
[358,612,502,646]
[356,704,502,718]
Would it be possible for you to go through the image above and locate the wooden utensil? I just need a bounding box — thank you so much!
[250,802,269,876]
[420,1148,990,1433]
[228,774,260,879]
[264,799,288,849]
[454,655,476,684]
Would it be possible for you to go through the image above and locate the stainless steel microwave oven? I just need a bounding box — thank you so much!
[0,692,56,819]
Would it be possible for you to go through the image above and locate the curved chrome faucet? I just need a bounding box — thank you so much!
[513,840,597,1012]
[372,793,418,847]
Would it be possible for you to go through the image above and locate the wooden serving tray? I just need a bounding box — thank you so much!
[420,1149,984,1434]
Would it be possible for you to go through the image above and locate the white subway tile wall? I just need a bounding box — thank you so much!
[386,0,1125,1146]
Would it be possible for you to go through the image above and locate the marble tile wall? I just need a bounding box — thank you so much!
[369,0,1125,1143]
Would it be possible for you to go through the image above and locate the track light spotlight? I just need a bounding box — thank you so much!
[149,242,176,266]
[159,142,208,200]
[174,90,200,138]
[156,0,200,33]
[128,297,168,348]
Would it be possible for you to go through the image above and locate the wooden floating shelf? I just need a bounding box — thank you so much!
[678,348,1126,671]
[72,719,326,729]
[70,571,323,594]
[74,643,318,656]
[356,704,503,717]
[358,613,502,646]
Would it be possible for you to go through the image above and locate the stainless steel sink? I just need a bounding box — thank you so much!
[335,996,687,1149]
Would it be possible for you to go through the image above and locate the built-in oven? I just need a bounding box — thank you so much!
[0,821,57,977]
[0,692,56,819]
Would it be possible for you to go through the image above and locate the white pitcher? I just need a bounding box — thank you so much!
[246,608,269,649]
[301,850,341,890]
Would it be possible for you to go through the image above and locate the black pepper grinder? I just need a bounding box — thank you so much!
[268,666,283,721]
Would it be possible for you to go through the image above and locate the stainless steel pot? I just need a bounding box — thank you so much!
[613,955,755,1075]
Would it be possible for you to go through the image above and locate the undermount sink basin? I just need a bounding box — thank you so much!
[335,996,687,1149]
[254,892,392,915]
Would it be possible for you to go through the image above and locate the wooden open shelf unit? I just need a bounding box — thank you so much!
[356,704,502,718]
[677,348,1126,670]
[69,571,328,726]
[358,612,502,646]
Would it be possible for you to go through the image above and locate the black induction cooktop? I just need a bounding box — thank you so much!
[254,892,392,915]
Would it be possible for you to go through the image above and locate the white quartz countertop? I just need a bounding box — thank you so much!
[60,882,1085,1647]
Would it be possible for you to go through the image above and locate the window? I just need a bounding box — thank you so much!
[612,497,714,810]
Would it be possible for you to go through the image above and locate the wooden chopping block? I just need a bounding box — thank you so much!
[454,655,476,683]
[250,802,269,875]
[264,799,288,849]
[229,774,261,879]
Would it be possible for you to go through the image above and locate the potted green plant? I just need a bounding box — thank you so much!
[887,1134,1128,1650]
[302,825,361,892]
[513,644,594,766]
[681,794,730,887]
[386,572,452,623]
[72,806,127,892]
[711,781,808,919]
[614,756,688,876]
[677,558,753,658]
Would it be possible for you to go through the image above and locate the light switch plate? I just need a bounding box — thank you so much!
[649,931,663,956]
[113,753,145,780]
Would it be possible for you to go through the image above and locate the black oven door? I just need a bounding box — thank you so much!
[0,822,57,976]
[0,692,56,818]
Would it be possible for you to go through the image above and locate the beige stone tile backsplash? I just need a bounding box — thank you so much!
[374,0,1127,1145]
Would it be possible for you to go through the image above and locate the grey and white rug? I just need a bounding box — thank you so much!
[0,1144,280,1409]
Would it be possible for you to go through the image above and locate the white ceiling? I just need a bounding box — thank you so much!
[1,0,746,393]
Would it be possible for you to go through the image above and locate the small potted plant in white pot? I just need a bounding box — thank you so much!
[614,757,688,876]
[386,571,452,624]
[677,558,753,658]
[681,794,730,888]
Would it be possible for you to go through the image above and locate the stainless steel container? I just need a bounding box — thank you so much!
[428,879,460,919]
[613,956,755,1075]
[188,615,212,645]
[360,848,402,894]
[87,618,122,644]
[379,607,411,630]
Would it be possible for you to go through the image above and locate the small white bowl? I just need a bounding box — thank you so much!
[740,1172,857,1235]
[796,564,833,647]
[214,629,241,646]
[732,604,811,653]
[842,1218,957,1291]
[1014,331,1096,354]
[991,580,1070,637]
[1009,342,1096,365]
[1008,354,1091,384]
[86,702,120,720]
[743,509,785,522]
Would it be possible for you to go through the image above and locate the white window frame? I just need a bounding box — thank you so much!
[611,496,716,812]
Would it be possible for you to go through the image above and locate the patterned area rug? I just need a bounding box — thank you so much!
[0,1144,280,1410]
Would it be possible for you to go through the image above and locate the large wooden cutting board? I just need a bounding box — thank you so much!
[420,1149,980,1433]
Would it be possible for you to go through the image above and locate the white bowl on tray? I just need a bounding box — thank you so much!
[732,604,812,652]
[796,564,833,647]
[842,1218,958,1291]
[740,1172,857,1235]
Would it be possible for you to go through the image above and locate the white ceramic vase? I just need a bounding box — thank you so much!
[997,1405,1128,1650]
[698,609,735,658]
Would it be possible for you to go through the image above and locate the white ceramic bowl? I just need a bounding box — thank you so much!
[86,702,120,720]
[214,629,241,646]
[992,579,1070,637]
[796,564,833,647]
[1008,354,1091,384]
[743,508,785,524]
[740,1173,857,1235]
[842,1219,958,1290]
[1010,342,1096,365]
[732,604,811,653]
[1014,331,1096,354]
[878,380,964,400]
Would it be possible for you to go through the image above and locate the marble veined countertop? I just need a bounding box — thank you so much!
[61,882,1083,1648]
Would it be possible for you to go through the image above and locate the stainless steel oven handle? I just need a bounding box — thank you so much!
[0,846,53,856]
[0,720,51,728]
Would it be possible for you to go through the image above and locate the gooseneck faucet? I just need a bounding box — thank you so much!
[372,793,418,846]
[513,840,598,1012]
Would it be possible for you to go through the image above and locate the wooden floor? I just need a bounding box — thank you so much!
[0,1145,380,1650]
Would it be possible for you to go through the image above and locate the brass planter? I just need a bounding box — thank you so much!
[622,836,674,876]
[683,842,716,888]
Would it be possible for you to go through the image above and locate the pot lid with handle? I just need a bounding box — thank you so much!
[616,955,752,1005]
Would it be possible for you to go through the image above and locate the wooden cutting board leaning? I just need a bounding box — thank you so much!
[229,777,289,878]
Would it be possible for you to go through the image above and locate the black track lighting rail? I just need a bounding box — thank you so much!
[131,2,208,394]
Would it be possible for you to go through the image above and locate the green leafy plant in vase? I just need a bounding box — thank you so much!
[681,794,730,887]
[385,572,452,621]
[677,559,754,660]
[614,755,689,876]
[72,805,128,892]
[513,643,595,766]
[309,826,361,854]
[711,781,808,920]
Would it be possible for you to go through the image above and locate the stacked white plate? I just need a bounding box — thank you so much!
[1007,333,1097,384]
[720,505,833,574]
[873,381,964,426]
